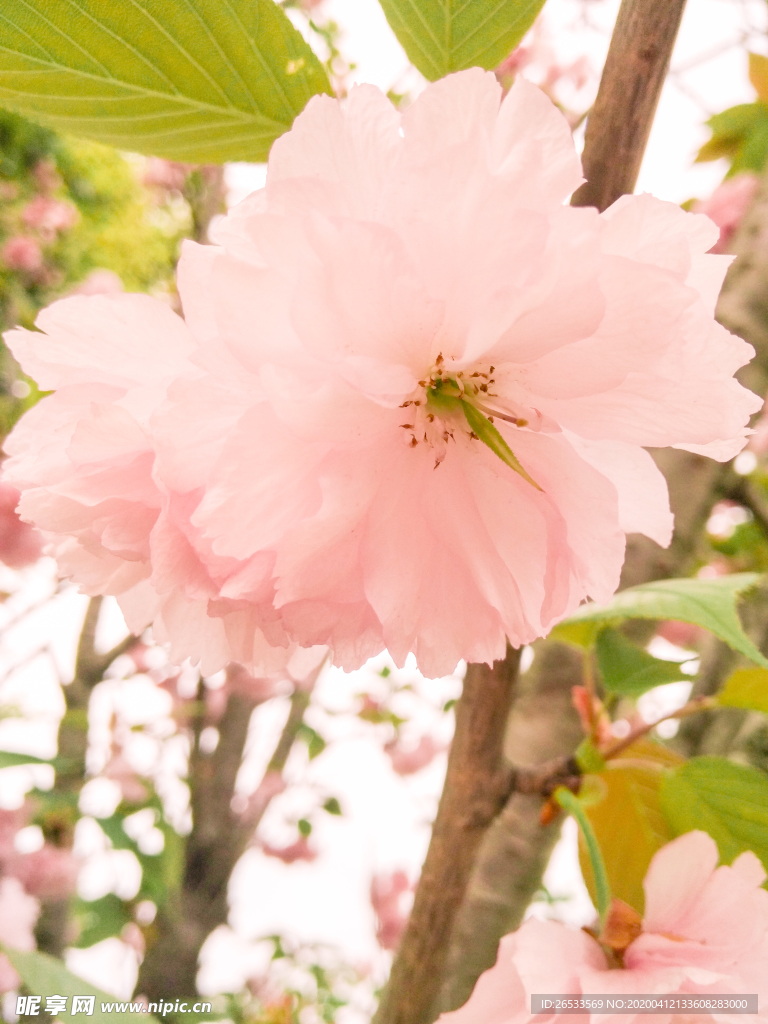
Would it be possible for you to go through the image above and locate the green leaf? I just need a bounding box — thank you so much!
[718,666,768,715]
[297,817,312,837]
[551,573,768,667]
[461,401,542,491]
[0,749,49,769]
[0,0,332,163]
[595,627,690,698]
[377,0,547,81]
[297,723,326,760]
[661,756,768,871]
[72,893,131,949]
[750,52,768,106]
[580,739,682,915]
[322,796,342,816]
[2,947,160,1023]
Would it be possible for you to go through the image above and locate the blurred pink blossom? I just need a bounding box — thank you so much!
[694,173,759,254]
[72,269,124,296]
[370,870,413,951]
[3,71,762,678]
[384,734,446,775]
[22,196,78,239]
[2,235,43,272]
[439,831,768,1023]
[142,158,189,192]
[9,843,79,901]
[655,620,703,649]
[261,836,317,864]
[0,877,38,993]
[0,481,44,568]
[32,158,62,195]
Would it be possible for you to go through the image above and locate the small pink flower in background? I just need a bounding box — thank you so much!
[693,173,759,254]
[32,158,62,195]
[384,734,446,775]
[142,157,189,192]
[370,870,413,951]
[0,877,39,993]
[261,836,317,864]
[22,196,78,239]
[2,235,43,272]
[0,481,43,568]
[10,843,79,901]
[71,269,124,296]
[439,831,768,1024]
[3,70,762,678]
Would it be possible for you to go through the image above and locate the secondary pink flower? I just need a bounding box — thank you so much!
[694,174,758,254]
[22,196,78,238]
[2,293,296,674]
[0,877,38,993]
[439,831,768,1024]
[152,70,759,676]
[2,235,42,272]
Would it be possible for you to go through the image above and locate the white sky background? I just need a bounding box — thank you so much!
[1,0,766,1019]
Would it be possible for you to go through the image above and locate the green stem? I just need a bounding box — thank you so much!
[554,786,611,921]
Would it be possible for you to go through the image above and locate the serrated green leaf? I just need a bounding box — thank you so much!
[0,749,49,769]
[553,573,767,667]
[2,947,159,1023]
[696,102,768,175]
[595,627,690,698]
[660,756,768,870]
[718,666,768,715]
[0,0,332,163]
[461,401,542,491]
[580,740,682,915]
[378,0,547,81]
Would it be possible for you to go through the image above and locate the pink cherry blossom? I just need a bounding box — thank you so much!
[2,235,42,272]
[151,71,759,676]
[371,870,413,950]
[0,877,38,994]
[22,196,78,239]
[693,174,758,254]
[3,70,762,678]
[439,830,768,1024]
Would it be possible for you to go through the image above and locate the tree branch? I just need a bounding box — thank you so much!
[571,0,688,212]
[372,646,521,1024]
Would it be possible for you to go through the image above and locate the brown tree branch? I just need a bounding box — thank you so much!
[571,0,688,211]
[372,647,521,1024]
[136,668,320,1005]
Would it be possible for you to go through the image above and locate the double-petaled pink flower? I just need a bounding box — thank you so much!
[440,830,768,1024]
[3,70,761,677]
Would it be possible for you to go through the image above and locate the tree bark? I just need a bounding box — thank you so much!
[572,0,688,211]
[372,648,522,1024]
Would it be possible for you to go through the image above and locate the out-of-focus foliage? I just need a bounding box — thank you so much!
[697,53,768,175]
[0,109,185,439]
